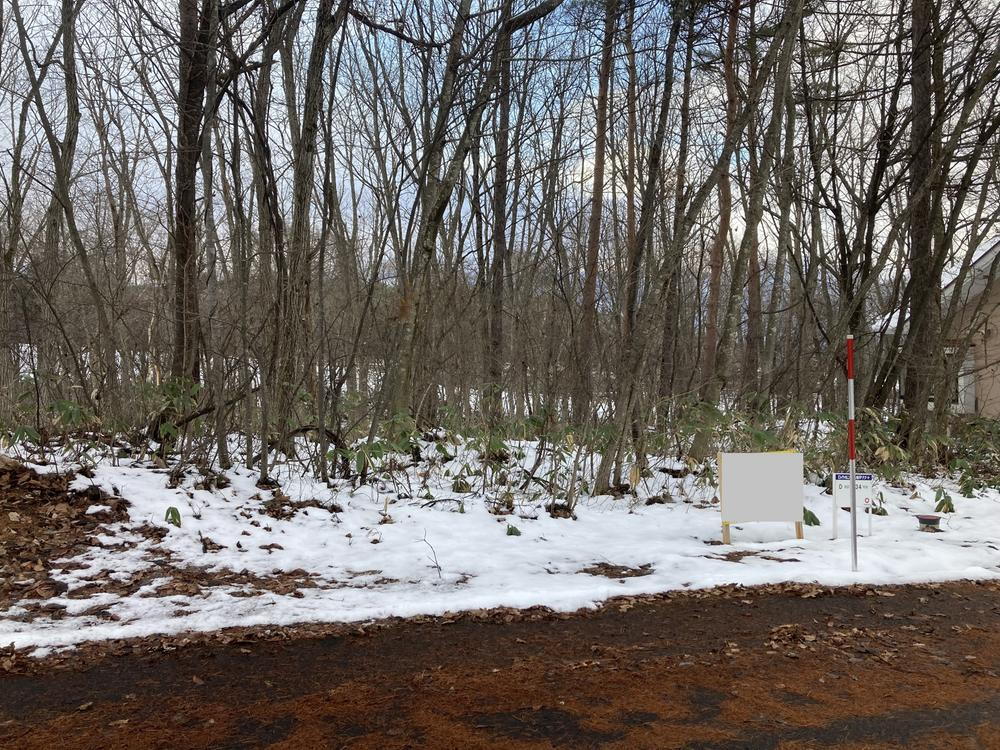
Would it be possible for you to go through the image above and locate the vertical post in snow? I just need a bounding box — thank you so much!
[847,334,858,572]
[831,479,838,540]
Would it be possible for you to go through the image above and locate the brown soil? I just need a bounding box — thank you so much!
[0,459,341,624]
[580,562,653,578]
[0,459,128,610]
[3,580,1000,749]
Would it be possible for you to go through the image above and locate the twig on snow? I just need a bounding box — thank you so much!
[421,529,443,580]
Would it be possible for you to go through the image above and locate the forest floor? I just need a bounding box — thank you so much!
[3,438,1000,658]
[2,579,999,749]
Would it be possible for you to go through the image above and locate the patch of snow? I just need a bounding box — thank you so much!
[3,442,1000,653]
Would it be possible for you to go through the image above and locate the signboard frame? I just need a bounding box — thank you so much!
[718,451,805,544]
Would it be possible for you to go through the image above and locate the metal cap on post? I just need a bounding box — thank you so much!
[847,334,858,572]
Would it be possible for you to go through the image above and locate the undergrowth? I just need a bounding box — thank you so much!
[4,392,1000,498]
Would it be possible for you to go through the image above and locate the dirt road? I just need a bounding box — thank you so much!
[2,581,999,749]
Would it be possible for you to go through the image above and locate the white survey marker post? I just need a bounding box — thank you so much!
[833,473,874,538]
[846,334,858,571]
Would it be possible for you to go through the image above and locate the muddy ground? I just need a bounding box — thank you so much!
[2,580,999,749]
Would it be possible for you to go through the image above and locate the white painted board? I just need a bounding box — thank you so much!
[719,452,803,523]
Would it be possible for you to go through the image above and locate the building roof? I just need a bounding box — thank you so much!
[942,236,1000,299]
[877,236,1000,333]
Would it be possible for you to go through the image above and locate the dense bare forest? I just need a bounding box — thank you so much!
[2,0,1000,483]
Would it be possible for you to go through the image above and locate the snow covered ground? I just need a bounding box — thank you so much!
[3,439,1000,655]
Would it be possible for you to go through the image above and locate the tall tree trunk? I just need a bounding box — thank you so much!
[172,0,213,383]
[699,0,738,397]
[704,0,802,409]
[392,0,564,420]
[485,2,514,428]
[657,4,694,415]
[12,0,112,414]
[201,0,228,466]
[744,244,763,399]
[901,0,938,449]
[762,86,797,402]
[574,0,617,425]
[274,0,347,444]
[594,5,684,493]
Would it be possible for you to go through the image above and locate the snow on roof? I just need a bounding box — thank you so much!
[943,236,1000,294]
[877,236,1000,333]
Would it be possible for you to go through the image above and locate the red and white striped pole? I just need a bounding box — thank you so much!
[846,334,858,572]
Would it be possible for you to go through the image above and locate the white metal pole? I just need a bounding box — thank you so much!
[832,482,838,540]
[847,335,858,571]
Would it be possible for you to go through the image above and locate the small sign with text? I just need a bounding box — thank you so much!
[832,473,875,538]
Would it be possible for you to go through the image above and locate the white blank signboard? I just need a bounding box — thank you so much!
[719,452,803,523]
